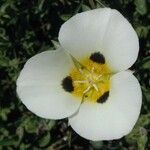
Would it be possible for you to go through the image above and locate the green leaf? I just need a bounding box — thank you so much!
[23,117,39,134]
[0,136,18,146]
[16,127,24,144]
[90,141,103,149]
[38,132,51,147]
[143,90,150,102]
[19,143,30,150]
[136,26,150,38]
[81,4,91,11]
[0,108,11,121]
[142,60,150,69]
[137,128,148,150]
[9,59,20,69]
[60,14,72,21]
[125,114,150,148]
[137,56,150,69]
[0,54,9,67]
[134,0,147,15]
[46,120,56,130]
[38,0,45,11]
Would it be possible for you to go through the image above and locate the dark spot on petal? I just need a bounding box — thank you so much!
[90,52,105,64]
[62,76,74,92]
[81,66,84,70]
[97,91,109,103]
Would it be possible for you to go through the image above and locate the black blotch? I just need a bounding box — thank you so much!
[62,76,74,92]
[85,95,88,97]
[97,91,109,103]
[90,52,105,64]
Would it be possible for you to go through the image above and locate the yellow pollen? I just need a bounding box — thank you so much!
[69,58,111,103]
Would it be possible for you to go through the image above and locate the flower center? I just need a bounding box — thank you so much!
[62,53,111,103]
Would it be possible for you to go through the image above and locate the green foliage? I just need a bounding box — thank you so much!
[134,0,147,15]
[0,0,150,149]
[126,113,150,150]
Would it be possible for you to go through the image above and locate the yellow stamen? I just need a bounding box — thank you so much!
[69,57,111,103]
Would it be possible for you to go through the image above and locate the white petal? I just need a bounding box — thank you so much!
[17,48,81,119]
[59,8,139,72]
[59,8,111,57]
[69,71,142,141]
[102,10,139,72]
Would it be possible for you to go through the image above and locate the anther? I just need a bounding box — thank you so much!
[96,75,102,80]
[93,84,99,91]
[74,80,87,84]
[91,67,95,73]
[83,86,91,94]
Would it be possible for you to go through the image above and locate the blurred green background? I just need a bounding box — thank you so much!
[0,0,150,149]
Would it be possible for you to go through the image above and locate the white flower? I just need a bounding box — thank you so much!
[16,8,142,141]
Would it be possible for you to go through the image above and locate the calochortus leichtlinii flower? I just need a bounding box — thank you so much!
[17,8,142,141]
